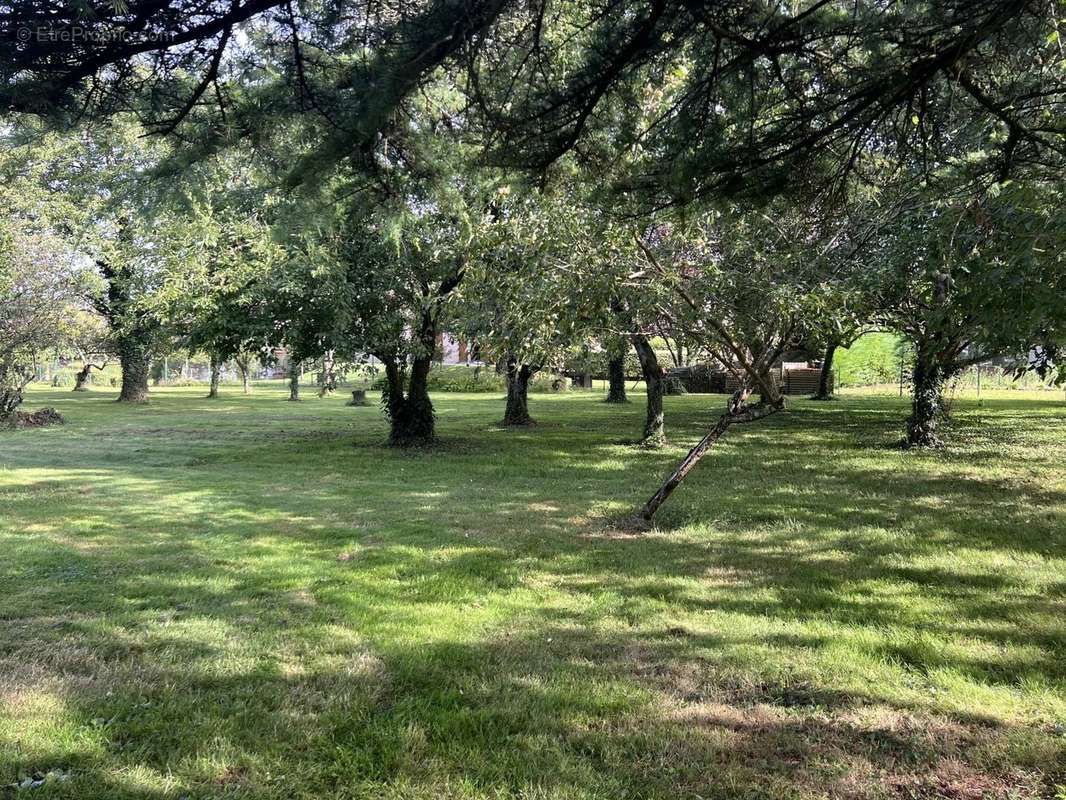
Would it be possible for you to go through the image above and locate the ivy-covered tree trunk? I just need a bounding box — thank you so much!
[632,334,664,446]
[96,259,156,405]
[377,271,460,447]
[117,338,150,403]
[502,358,536,426]
[288,361,300,401]
[207,357,221,398]
[382,356,436,446]
[812,342,837,400]
[0,382,25,425]
[907,345,947,447]
[0,363,32,426]
[605,343,628,404]
[906,270,964,448]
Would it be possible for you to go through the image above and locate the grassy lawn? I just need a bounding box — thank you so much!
[2,384,1065,799]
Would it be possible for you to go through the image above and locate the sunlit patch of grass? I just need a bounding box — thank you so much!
[1,383,1064,798]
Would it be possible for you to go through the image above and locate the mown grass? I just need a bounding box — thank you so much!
[2,383,1065,799]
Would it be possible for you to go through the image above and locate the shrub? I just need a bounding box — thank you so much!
[836,333,905,386]
[370,365,569,394]
[562,346,651,379]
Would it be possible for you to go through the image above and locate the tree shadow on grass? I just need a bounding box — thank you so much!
[3,612,1059,799]
[2,391,1065,797]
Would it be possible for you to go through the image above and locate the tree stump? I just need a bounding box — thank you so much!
[348,389,369,407]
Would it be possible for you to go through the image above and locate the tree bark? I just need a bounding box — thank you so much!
[382,355,436,446]
[96,258,157,405]
[641,394,784,521]
[812,342,837,400]
[74,361,107,391]
[906,268,963,447]
[632,334,664,446]
[207,357,221,398]
[907,344,947,447]
[318,350,337,397]
[288,360,300,401]
[73,364,94,391]
[0,386,24,423]
[117,338,150,403]
[377,270,461,447]
[605,343,628,404]
[502,358,536,425]
[236,357,251,394]
[0,363,32,425]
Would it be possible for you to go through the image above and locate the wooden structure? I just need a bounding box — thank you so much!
[674,362,831,396]
[779,367,828,395]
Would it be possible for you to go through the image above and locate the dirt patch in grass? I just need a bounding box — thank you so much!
[887,760,1046,799]
[6,408,65,428]
[612,643,1055,799]
[663,701,1048,799]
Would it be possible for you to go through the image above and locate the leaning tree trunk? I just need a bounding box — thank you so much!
[812,342,837,400]
[605,345,628,404]
[502,359,536,426]
[641,392,784,521]
[117,338,150,403]
[288,361,300,401]
[907,345,947,447]
[632,335,665,446]
[73,364,93,392]
[207,358,221,399]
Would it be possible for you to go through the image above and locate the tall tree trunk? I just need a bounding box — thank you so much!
[288,360,300,401]
[377,271,461,447]
[907,344,947,447]
[96,259,159,405]
[502,357,536,425]
[906,268,962,447]
[382,358,406,423]
[207,357,221,399]
[117,338,150,403]
[236,357,251,394]
[318,351,336,397]
[812,342,837,400]
[632,334,664,446]
[399,354,435,443]
[605,341,628,404]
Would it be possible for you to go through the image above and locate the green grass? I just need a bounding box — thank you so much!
[2,383,1065,799]
[835,332,903,387]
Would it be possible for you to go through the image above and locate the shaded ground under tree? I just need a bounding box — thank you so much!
[1,385,1063,799]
